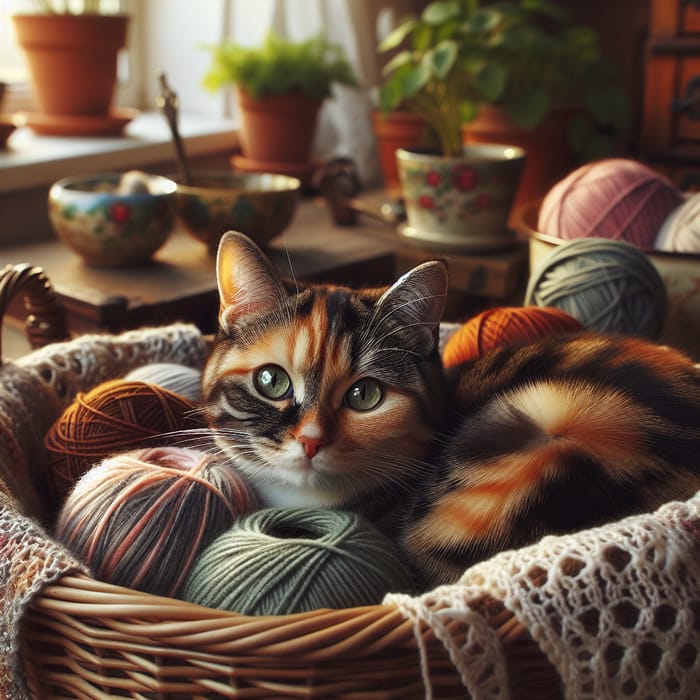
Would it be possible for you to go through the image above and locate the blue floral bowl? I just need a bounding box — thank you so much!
[48,172,178,266]
[174,171,301,254]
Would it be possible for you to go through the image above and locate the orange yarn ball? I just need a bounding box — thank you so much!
[442,306,585,368]
[45,379,203,513]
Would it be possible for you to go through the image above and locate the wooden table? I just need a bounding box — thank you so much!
[1,194,529,346]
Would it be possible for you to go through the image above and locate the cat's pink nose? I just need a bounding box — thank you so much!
[299,435,323,459]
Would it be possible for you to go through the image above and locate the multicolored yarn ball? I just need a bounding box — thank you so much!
[45,379,203,512]
[655,192,700,254]
[181,507,415,615]
[124,363,203,404]
[54,446,257,597]
[538,158,683,248]
[442,306,585,368]
[525,237,667,340]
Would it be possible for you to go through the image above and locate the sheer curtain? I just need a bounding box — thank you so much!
[141,0,424,187]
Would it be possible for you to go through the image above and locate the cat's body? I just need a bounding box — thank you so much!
[403,332,700,586]
[202,231,700,587]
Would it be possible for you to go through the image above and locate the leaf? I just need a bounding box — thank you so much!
[423,0,462,25]
[428,40,458,80]
[378,19,418,52]
[473,62,506,101]
[467,8,501,33]
[459,99,479,123]
[382,50,415,77]
[507,88,549,129]
[401,62,432,98]
[581,131,615,161]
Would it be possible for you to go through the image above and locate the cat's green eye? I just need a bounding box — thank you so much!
[345,378,384,411]
[254,364,292,400]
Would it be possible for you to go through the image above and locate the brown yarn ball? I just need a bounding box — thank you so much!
[45,379,202,513]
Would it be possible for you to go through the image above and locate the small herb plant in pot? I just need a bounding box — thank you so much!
[202,32,358,177]
[377,0,530,252]
[378,0,628,216]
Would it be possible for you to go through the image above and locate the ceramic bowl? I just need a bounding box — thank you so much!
[515,200,700,361]
[174,171,301,254]
[396,144,526,253]
[48,172,177,267]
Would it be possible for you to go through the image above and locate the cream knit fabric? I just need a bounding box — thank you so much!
[387,490,700,699]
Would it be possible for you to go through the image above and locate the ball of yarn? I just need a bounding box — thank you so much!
[182,508,415,615]
[525,237,667,339]
[124,363,203,404]
[655,192,700,253]
[45,379,204,511]
[538,158,683,248]
[54,446,257,597]
[442,306,584,368]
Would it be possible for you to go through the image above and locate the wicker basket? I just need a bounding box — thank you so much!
[1,263,698,699]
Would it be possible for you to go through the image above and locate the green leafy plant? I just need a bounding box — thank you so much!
[378,0,628,158]
[21,0,122,12]
[202,32,358,101]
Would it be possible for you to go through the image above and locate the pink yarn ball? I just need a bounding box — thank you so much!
[538,158,683,249]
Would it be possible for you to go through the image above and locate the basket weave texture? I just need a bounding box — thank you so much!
[0,263,699,699]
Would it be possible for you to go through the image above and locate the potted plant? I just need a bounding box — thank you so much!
[202,32,358,178]
[12,1,130,134]
[378,0,629,213]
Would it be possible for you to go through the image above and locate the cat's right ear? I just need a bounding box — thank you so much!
[215,231,287,329]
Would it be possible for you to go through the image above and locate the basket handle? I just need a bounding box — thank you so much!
[0,263,71,363]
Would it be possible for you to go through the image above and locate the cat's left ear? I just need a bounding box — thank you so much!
[374,259,448,353]
[215,230,287,329]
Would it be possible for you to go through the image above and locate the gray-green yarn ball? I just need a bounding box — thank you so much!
[181,507,414,615]
[526,237,667,340]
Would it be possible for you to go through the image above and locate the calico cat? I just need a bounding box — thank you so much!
[202,231,700,589]
[402,332,700,587]
[201,230,448,520]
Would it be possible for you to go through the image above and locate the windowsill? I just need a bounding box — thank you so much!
[0,111,240,193]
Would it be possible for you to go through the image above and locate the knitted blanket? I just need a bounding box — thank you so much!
[388,489,700,699]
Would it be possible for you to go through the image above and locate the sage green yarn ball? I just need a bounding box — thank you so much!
[525,237,667,340]
[181,507,415,615]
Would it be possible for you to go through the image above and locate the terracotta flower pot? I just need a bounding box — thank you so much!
[371,110,431,197]
[462,105,578,217]
[12,13,129,117]
[236,88,322,164]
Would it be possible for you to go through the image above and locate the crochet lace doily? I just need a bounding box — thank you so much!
[387,490,700,699]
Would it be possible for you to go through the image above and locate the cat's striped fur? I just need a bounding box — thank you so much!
[203,232,700,588]
[402,333,700,586]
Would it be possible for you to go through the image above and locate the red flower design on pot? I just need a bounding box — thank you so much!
[418,194,435,210]
[452,165,478,192]
[425,170,442,188]
[109,201,131,224]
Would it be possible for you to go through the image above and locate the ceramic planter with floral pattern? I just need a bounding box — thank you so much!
[49,173,177,267]
[396,144,526,253]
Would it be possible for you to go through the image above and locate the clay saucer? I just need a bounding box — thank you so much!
[21,106,139,137]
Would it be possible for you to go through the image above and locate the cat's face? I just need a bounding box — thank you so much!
[202,231,448,509]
